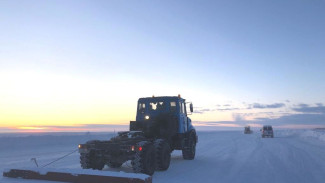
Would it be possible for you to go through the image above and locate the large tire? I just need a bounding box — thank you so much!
[80,150,105,170]
[107,161,123,168]
[182,131,196,160]
[154,139,171,171]
[80,153,91,169]
[132,141,156,175]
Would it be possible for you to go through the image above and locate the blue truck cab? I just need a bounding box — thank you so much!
[130,95,197,152]
[136,96,195,133]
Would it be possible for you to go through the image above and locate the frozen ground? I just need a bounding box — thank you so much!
[1,129,325,183]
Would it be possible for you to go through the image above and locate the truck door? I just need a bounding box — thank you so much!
[179,101,188,133]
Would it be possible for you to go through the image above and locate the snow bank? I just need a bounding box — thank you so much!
[271,129,301,137]
[278,128,325,142]
[300,129,325,142]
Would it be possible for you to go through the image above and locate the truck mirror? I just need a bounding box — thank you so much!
[190,103,193,113]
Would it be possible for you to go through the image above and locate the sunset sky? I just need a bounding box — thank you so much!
[1,0,325,132]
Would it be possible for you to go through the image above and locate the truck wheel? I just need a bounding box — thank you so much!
[80,151,105,170]
[182,131,196,160]
[80,153,91,169]
[107,161,123,168]
[132,141,156,175]
[154,139,171,171]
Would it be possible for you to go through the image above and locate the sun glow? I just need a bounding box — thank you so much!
[17,126,47,130]
[0,71,136,127]
[0,70,229,130]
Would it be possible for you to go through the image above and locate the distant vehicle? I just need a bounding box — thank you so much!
[261,125,274,138]
[244,126,252,134]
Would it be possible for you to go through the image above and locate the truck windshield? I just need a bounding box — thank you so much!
[263,126,272,130]
[150,102,165,111]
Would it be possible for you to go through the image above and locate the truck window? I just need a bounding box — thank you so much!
[179,102,186,114]
[156,102,165,111]
[138,103,145,113]
[182,102,186,114]
[179,102,183,113]
[150,102,157,110]
[170,102,176,112]
[150,102,165,111]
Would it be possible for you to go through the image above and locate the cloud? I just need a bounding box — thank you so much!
[183,102,325,128]
[195,112,325,129]
[196,102,325,129]
[217,107,240,111]
[195,105,241,113]
[257,113,325,126]
[292,103,325,114]
[193,121,242,128]
[232,113,245,121]
[297,103,309,108]
[193,108,213,114]
[248,103,285,109]
[215,103,241,111]
[196,102,287,114]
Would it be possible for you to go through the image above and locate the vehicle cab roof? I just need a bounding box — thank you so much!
[138,96,184,102]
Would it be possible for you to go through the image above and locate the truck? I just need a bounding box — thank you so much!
[261,125,274,138]
[244,125,252,134]
[78,95,198,175]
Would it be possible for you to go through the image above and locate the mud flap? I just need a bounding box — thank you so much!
[3,168,152,183]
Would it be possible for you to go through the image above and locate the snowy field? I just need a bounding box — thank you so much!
[1,129,325,183]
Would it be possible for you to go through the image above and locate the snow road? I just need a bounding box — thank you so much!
[1,130,325,183]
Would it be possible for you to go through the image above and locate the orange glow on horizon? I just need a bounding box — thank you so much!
[3,123,129,133]
[17,126,47,130]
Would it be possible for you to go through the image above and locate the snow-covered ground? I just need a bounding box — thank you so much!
[1,129,325,183]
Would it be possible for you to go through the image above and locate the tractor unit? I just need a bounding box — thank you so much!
[78,96,198,175]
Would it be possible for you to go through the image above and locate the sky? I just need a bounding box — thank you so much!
[0,0,325,132]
